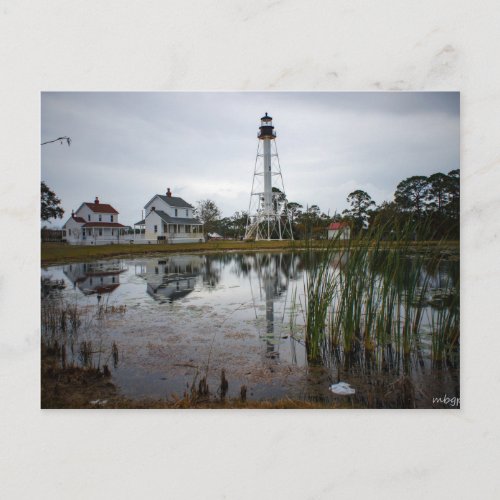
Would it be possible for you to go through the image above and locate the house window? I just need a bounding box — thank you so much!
[186,225,191,233]
[175,209,178,217]
[82,229,86,236]
[99,215,102,221]
[110,215,114,222]
[68,229,72,236]
[88,214,91,221]
[154,225,157,233]
[185,209,188,217]
[99,229,102,236]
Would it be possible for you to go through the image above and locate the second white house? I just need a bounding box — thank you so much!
[134,188,203,244]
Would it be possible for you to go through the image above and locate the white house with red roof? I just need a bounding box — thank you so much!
[327,222,351,240]
[134,188,204,244]
[62,197,126,245]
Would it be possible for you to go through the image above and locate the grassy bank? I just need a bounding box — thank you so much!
[42,240,299,266]
[41,239,459,266]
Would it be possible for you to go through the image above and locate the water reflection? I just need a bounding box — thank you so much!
[46,250,458,407]
[63,261,125,295]
[242,253,302,359]
[135,255,204,303]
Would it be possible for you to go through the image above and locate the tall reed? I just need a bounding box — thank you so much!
[297,219,459,367]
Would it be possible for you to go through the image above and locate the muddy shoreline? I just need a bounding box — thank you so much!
[41,349,351,409]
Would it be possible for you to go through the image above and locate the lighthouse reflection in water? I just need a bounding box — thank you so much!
[133,253,301,355]
[245,253,300,359]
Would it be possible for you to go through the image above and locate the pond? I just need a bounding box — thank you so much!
[41,250,459,408]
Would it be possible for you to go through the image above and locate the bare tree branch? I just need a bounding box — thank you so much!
[41,136,71,146]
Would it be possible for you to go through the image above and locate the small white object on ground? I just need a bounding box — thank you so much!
[329,382,355,395]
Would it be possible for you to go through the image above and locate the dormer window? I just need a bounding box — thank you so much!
[110,215,114,222]
[99,214,102,221]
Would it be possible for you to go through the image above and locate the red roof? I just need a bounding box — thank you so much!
[328,222,349,230]
[82,222,125,228]
[84,202,118,214]
[72,216,86,223]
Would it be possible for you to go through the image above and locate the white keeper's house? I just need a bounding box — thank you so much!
[134,188,204,244]
[62,197,126,245]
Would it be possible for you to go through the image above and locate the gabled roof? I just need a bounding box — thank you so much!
[328,222,349,230]
[134,219,145,226]
[145,194,194,209]
[154,210,202,225]
[63,215,85,228]
[82,202,119,214]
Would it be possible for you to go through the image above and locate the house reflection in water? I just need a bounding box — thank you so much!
[135,255,204,304]
[63,261,125,295]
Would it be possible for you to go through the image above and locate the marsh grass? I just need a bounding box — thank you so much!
[295,220,459,368]
[41,289,120,372]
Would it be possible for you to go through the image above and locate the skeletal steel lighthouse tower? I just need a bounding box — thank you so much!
[244,113,293,240]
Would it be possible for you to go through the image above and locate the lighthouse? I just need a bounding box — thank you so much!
[244,113,293,240]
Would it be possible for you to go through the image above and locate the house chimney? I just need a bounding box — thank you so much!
[166,188,172,198]
[95,196,99,204]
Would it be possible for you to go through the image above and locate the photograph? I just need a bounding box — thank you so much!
[40,91,460,409]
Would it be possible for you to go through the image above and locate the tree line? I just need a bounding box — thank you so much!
[196,169,460,240]
[41,169,459,240]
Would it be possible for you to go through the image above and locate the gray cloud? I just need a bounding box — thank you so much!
[41,91,459,226]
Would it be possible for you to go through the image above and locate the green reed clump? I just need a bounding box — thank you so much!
[429,273,460,362]
[302,238,340,362]
[298,219,459,364]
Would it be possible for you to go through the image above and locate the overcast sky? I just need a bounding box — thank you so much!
[41,92,459,226]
